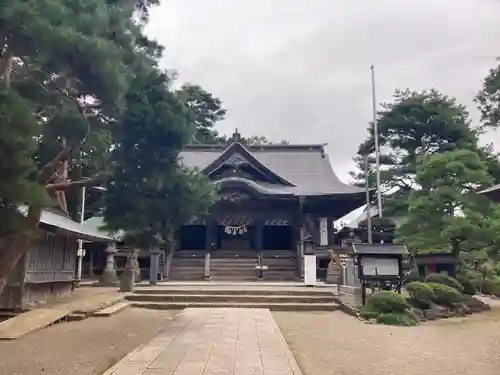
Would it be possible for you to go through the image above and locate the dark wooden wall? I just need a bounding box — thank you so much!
[0,230,77,310]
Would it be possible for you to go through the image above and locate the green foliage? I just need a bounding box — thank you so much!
[398,149,494,255]
[455,274,477,295]
[427,283,463,306]
[104,70,216,247]
[359,310,379,320]
[476,62,500,129]
[479,278,500,296]
[406,282,435,305]
[351,89,476,195]
[424,273,464,293]
[376,312,419,327]
[0,86,45,234]
[364,291,410,314]
[0,0,223,293]
[176,84,227,144]
[360,291,419,326]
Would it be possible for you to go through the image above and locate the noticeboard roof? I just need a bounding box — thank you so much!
[351,243,408,256]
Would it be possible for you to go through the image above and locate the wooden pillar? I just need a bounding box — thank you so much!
[327,217,334,246]
[254,219,263,252]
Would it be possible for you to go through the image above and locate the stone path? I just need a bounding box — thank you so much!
[104,308,302,375]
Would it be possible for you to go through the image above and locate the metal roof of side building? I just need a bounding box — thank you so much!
[18,206,114,242]
[180,141,366,197]
[350,243,409,255]
[478,183,500,202]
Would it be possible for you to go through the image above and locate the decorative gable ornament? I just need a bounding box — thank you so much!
[224,153,248,167]
[219,191,250,203]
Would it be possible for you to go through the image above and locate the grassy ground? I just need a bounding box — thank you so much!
[274,309,500,375]
[0,308,178,375]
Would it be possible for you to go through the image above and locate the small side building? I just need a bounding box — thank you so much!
[0,207,113,311]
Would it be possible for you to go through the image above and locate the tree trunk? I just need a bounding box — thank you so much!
[451,240,460,274]
[0,50,14,88]
[0,206,41,296]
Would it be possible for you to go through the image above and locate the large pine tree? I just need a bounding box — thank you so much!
[0,0,215,294]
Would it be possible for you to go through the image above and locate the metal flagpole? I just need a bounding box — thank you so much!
[364,155,373,243]
[76,186,86,282]
[370,64,383,218]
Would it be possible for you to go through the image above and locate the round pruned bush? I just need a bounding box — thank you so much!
[404,272,424,284]
[364,290,410,314]
[427,282,463,306]
[405,281,435,307]
[424,273,464,293]
[359,309,379,321]
[456,275,476,295]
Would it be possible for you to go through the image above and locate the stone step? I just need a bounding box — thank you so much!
[126,294,335,303]
[132,288,333,296]
[92,302,131,317]
[169,276,205,281]
[132,301,339,312]
[210,277,258,282]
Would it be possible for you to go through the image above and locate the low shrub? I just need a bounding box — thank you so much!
[364,290,410,314]
[376,312,419,326]
[359,309,379,320]
[456,275,477,295]
[427,282,463,306]
[424,273,464,293]
[404,272,424,284]
[479,278,500,296]
[405,282,435,305]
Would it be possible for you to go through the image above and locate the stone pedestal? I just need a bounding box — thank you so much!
[99,244,118,286]
[204,252,211,280]
[149,249,161,285]
[120,256,135,293]
[326,265,343,285]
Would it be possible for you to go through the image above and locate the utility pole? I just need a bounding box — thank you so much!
[371,64,383,218]
[364,155,373,244]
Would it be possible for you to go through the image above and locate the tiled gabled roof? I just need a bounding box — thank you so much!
[180,143,365,197]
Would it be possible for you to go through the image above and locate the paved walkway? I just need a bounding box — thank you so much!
[104,308,302,375]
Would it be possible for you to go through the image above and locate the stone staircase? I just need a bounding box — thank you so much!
[210,258,258,281]
[169,251,205,281]
[261,257,298,281]
[126,286,339,311]
[169,249,299,281]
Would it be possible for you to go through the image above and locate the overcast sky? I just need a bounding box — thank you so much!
[147,0,500,181]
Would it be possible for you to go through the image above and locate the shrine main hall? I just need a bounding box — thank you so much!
[166,132,367,281]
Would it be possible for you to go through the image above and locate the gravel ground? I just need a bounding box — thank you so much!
[0,308,178,375]
[274,309,500,375]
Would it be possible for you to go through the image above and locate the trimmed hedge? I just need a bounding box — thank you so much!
[427,282,463,306]
[456,275,477,295]
[364,290,410,313]
[376,312,419,326]
[424,273,464,293]
[406,281,435,304]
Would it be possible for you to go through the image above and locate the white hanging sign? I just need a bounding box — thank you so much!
[224,225,248,236]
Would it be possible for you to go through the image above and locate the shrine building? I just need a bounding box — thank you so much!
[167,132,368,281]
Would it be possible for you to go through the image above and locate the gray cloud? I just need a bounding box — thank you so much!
[147,0,500,181]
